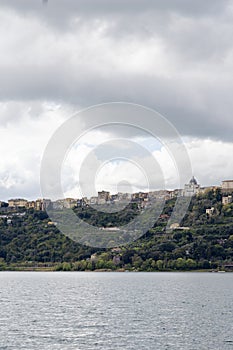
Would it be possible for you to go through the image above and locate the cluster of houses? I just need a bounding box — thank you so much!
[183,178,233,204]
[0,178,232,211]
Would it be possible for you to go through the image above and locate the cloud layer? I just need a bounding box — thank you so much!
[0,1,232,199]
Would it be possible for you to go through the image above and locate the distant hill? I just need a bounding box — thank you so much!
[0,188,232,271]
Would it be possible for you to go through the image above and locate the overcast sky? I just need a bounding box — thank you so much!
[0,0,232,201]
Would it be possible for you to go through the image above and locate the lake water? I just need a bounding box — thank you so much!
[0,272,232,350]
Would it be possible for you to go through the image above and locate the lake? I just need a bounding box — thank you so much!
[0,272,232,349]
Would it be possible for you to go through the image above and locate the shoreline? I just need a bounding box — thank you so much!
[0,268,231,273]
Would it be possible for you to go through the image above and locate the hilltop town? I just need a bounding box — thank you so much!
[0,177,232,272]
[1,178,233,212]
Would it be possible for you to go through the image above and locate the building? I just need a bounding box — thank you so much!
[35,199,51,211]
[206,207,215,216]
[222,195,233,205]
[170,223,180,229]
[90,196,98,205]
[149,190,173,199]
[170,223,190,230]
[222,180,233,193]
[8,199,28,208]
[35,199,44,211]
[76,198,88,207]
[82,197,89,207]
[115,192,131,202]
[98,191,110,204]
[183,176,200,197]
[63,198,76,209]
[27,201,36,209]
[173,189,182,197]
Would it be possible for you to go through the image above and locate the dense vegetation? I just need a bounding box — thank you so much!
[0,188,233,271]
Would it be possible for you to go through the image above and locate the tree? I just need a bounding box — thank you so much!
[185,258,196,270]
[156,260,164,271]
[175,258,186,270]
[132,254,143,269]
[0,258,6,270]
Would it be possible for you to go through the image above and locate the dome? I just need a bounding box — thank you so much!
[189,176,198,185]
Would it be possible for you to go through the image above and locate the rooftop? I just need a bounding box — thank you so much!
[189,176,198,185]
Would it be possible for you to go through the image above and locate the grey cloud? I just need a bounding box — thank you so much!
[1,0,229,18]
[1,66,233,141]
[0,1,230,42]
[0,0,232,142]
[1,1,231,45]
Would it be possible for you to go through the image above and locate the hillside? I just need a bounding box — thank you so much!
[0,188,232,271]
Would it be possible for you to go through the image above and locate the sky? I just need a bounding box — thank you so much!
[0,0,232,201]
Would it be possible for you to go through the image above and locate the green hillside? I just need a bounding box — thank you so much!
[0,188,232,271]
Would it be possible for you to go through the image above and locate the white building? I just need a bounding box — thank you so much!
[206,207,215,216]
[222,195,232,205]
[183,176,200,197]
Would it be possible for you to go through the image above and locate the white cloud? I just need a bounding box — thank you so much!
[186,139,233,186]
[0,105,232,200]
[61,135,233,199]
[0,101,73,200]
